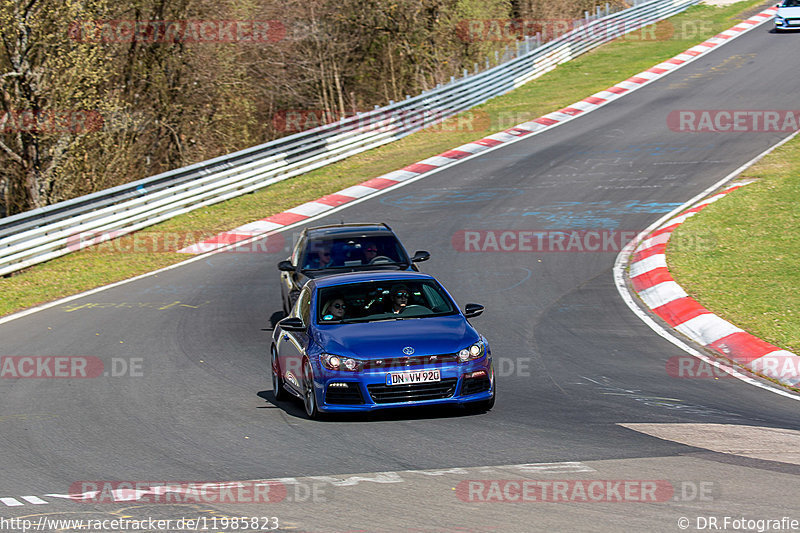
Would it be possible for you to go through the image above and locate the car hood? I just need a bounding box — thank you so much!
[312,315,480,358]
[778,6,800,16]
[302,264,408,280]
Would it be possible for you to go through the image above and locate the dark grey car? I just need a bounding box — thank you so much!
[277,223,430,314]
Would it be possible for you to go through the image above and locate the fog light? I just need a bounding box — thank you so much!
[465,370,487,379]
[329,382,349,388]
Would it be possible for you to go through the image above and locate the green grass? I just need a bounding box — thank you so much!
[0,0,769,317]
[668,136,800,354]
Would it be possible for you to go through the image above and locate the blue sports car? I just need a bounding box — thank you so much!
[271,271,494,419]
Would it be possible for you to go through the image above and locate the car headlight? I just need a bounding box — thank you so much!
[458,339,486,363]
[320,353,364,372]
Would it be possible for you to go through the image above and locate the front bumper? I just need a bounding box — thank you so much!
[313,358,494,412]
[775,17,800,29]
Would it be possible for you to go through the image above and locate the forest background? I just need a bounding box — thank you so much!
[0,0,621,216]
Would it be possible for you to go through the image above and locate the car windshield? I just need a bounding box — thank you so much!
[300,235,409,270]
[782,0,800,6]
[317,280,458,323]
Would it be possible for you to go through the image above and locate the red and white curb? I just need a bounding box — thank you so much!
[627,182,800,389]
[178,7,777,255]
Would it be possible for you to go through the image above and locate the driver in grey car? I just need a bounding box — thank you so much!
[361,241,379,264]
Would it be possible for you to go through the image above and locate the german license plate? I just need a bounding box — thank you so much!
[386,369,441,386]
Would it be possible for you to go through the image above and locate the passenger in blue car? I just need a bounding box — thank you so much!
[321,294,347,321]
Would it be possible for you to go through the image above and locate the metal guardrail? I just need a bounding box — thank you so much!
[0,0,700,275]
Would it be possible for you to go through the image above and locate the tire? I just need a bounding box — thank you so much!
[481,392,496,411]
[303,360,322,420]
[465,380,495,413]
[271,346,287,402]
[282,290,296,316]
[465,395,495,413]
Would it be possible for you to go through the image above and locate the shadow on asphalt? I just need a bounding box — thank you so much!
[262,310,286,332]
[256,390,491,422]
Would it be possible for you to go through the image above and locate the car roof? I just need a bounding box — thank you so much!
[304,223,394,239]
[311,270,436,288]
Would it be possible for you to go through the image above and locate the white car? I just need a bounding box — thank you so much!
[775,0,800,31]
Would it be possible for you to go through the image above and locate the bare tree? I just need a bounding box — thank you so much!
[0,0,114,214]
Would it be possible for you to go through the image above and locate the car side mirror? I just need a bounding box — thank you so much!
[411,250,431,263]
[278,260,295,272]
[464,303,484,318]
[278,317,306,331]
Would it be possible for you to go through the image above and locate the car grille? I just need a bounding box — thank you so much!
[461,376,491,396]
[363,354,458,370]
[367,378,458,404]
[325,383,364,404]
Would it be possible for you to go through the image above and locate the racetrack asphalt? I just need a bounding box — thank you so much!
[0,17,799,532]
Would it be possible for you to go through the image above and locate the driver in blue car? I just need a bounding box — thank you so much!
[389,284,410,314]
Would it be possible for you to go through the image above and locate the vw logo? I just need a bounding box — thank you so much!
[402,346,415,356]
